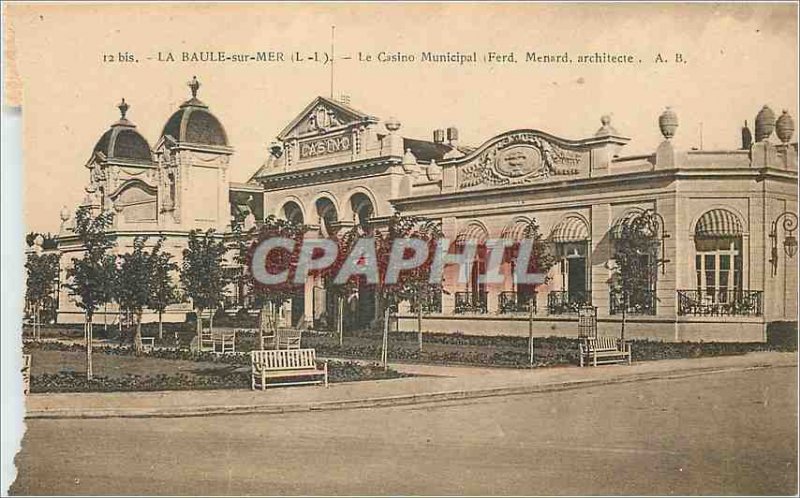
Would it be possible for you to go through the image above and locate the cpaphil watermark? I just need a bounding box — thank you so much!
[248,235,547,288]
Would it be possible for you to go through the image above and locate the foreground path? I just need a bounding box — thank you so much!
[25,352,797,419]
[12,366,797,495]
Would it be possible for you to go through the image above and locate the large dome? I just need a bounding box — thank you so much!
[160,77,228,146]
[93,99,152,162]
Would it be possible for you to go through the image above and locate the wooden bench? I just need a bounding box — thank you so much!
[22,354,31,395]
[276,328,302,350]
[251,349,328,390]
[579,336,632,367]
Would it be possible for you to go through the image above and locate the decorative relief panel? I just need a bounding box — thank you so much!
[458,132,583,189]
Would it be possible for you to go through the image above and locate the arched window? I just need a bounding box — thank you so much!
[549,216,591,313]
[315,198,338,236]
[349,193,375,233]
[694,209,744,304]
[454,222,489,313]
[281,201,304,225]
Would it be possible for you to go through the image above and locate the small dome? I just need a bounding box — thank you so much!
[93,99,152,162]
[160,77,228,146]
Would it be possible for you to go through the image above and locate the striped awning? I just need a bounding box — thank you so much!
[695,209,743,238]
[550,216,590,243]
[454,223,488,245]
[501,221,529,242]
[610,210,644,239]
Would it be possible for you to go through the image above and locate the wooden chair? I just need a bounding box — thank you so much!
[212,330,235,354]
[140,337,155,353]
[22,354,31,395]
[276,328,302,350]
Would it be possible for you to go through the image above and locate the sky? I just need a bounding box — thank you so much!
[7,2,798,234]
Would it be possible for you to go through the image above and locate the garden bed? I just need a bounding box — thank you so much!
[24,342,404,393]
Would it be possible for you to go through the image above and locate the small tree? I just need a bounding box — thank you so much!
[116,237,159,353]
[243,215,308,349]
[64,207,115,379]
[148,237,179,341]
[518,218,556,366]
[180,229,229,348]
[25,252,60,340]
[612,210,661,341]
[328,213,443,363]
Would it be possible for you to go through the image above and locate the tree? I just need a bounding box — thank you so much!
[64,206,115,379]
[517,218,556,366]
[180,229,230,348]
[328,213,443,362]
[25,251,60,340]
[611,210,661,341]
[116,237,159,353]
[243,215,308,349]
[147,237,179,341]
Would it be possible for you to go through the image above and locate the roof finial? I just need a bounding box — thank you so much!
[117,98,129,119]
[188,76,200,98]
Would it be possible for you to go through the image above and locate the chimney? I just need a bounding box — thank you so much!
[433,129,445,144]
[447,127,459,147]
[741,120,753,150]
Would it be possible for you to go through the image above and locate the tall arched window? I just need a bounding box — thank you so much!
[549,215,591,313]
[694,209,744,304]
[281,201,304,225]
[349,193,375,234]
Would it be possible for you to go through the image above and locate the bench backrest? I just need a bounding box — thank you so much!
[587,336,619,351]
[277,328,302,339]
[251,349,317,370]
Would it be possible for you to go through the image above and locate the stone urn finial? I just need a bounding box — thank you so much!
[402,148,419,174]
[188,76,200,98]
[59,205,71,222]
[117,98,129,120]
[595,114,618,137]
[385,117,401,133]
[776,110,795,144]
[427,159,442,182]
[755,105,776,142]
[659,107,678,140]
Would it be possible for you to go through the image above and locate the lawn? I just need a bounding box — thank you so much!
[23,319,797,374]
[24,343,404,393]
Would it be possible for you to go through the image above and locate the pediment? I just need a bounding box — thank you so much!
[277,96,376,141]
[452,129,603,190]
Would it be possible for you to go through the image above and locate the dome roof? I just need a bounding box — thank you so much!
[93,99,153,162]
[160,77,228,146]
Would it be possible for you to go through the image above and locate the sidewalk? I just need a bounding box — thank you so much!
[25,351,797,419]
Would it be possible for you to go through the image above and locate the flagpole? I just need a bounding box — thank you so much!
[330,25,335,99]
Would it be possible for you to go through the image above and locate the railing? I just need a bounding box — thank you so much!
[498,291,537,314]
[547,290,591,314]
[609,290,656,315]
[409,293,443,314]
[454,291,488,314]
[677,289,763,317]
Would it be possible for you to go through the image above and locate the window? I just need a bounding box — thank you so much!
[695,238,743,303]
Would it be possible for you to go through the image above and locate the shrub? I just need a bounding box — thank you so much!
[29,360,403,393]
[766,321,798,351]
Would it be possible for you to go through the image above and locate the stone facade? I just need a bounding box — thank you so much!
[53,82,798,342]
[253,99,798,342]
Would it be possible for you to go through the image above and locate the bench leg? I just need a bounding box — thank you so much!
[324,361,329,388]
[261,372,267,391]
[251,372,255,391]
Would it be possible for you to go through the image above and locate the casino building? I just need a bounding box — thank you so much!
[54,78,798,342]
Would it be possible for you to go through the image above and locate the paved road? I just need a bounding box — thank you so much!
[11,367,797,496]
